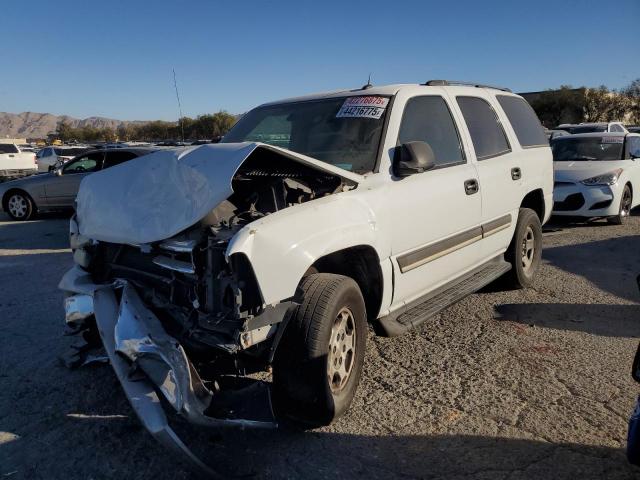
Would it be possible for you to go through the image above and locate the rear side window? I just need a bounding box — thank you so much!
[0,144,19,154]
[102,151,139,169]
[496,95,547,148]
[398,96,465,167]
[627,137,640,158]
[457,97,511,160]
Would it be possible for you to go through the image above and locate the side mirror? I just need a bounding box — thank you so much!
[393,141,436,177]
[54,167,63,176]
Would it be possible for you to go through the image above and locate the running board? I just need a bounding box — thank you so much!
[376,257,511,337]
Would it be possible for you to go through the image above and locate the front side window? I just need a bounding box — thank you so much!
[457,96,511,160]
[102,151,139,169]
[0,144,19,154]
[496,95,547,148]
[570,125,607,134]
[551,137,624,161]
[397,96,465,167]
[222,96,390,174]
[62,152,104,174]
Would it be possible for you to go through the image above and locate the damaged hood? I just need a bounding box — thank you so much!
[76,142,362,245]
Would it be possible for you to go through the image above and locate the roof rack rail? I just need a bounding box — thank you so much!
[424,80,512,92]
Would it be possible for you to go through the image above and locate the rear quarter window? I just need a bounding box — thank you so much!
[496,95,547,148]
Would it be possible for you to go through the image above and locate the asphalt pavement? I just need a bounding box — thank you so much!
[1,212,640,479]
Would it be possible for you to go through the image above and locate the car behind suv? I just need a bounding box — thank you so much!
[0,147,158,220]
[60,81,553,471]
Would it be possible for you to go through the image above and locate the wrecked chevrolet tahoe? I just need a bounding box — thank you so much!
[60,80,553,470]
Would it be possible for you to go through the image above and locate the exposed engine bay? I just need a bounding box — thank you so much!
[83,148,355,373]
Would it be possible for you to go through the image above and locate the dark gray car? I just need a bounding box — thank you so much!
[0,147,158,220]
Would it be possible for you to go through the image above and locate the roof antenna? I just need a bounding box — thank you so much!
[172,68,185,143]
[362,73,373,90]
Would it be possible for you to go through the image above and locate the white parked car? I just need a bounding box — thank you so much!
[35,146,91,172]
[0,143,37,180]
[60,81,553,470]
[552,132,640,223]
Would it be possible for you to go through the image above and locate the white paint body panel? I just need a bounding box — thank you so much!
[553,159,640,216]
[0,144,36,174]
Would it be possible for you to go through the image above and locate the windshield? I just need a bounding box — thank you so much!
[569,125,607,134]
[222,96,390,173]
[552,137,624,161]
[54,147,90,157]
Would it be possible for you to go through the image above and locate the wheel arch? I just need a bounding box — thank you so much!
[520,188,545,222]
[309,245,384,322]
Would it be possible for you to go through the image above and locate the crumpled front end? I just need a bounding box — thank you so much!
[60,142,360,473]
[60,265,277,476]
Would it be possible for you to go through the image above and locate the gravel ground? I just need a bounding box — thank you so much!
[1,211,640,479]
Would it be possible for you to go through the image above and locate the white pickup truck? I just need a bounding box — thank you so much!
[0,143,37,181]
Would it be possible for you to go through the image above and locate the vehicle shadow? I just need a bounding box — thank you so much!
[494,302,640,338]
[0,213,70,250]
[543,235,640,303]
[3,408,638,480]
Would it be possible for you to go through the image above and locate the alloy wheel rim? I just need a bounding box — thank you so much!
[8,195,27,218]
[327,307,356,393]
[521,226,535,272]
[621,189,632,217]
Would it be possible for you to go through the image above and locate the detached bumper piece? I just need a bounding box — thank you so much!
[69,280,276,477]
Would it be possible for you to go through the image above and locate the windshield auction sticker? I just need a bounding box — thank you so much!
[336,96,389,119]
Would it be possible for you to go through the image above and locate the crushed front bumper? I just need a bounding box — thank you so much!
[59,266,277,476]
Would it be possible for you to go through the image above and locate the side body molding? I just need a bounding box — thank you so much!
[226,191,391,307]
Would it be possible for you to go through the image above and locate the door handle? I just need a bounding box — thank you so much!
[464,179,479,195]
[511,167,521,180]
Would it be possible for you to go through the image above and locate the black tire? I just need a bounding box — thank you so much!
[607,184,632,225]
[4,191,35,221]
[504,208,542,288]
[273,273,367,428]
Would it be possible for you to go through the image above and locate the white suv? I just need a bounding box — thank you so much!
[35,146,91,172]
[60,81,553,468]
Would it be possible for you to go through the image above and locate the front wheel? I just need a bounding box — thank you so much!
[504,208,542,288]
[273,273,367,428]
[607,184,632,225]
[5,191,35,221]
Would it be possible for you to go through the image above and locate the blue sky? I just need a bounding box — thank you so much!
[2,0,639,120]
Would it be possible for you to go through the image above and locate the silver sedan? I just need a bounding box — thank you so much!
[0,147,158,220]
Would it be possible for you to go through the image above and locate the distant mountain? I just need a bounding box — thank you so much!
[0,112,148,139]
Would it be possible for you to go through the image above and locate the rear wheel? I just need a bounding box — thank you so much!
[607,184,632,225]
[504,208,542,288]
[273,273,366,428]
[5,191,35,221]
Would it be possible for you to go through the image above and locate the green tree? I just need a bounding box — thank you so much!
[211,110,236,138]
[56,120,74,142]
[621,78,640,124]
[583,85,631,123]
[530,86,586,127]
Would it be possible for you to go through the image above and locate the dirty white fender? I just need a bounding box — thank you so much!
[226,186,393,310]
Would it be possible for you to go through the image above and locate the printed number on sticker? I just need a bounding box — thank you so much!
[336,96,389,119]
